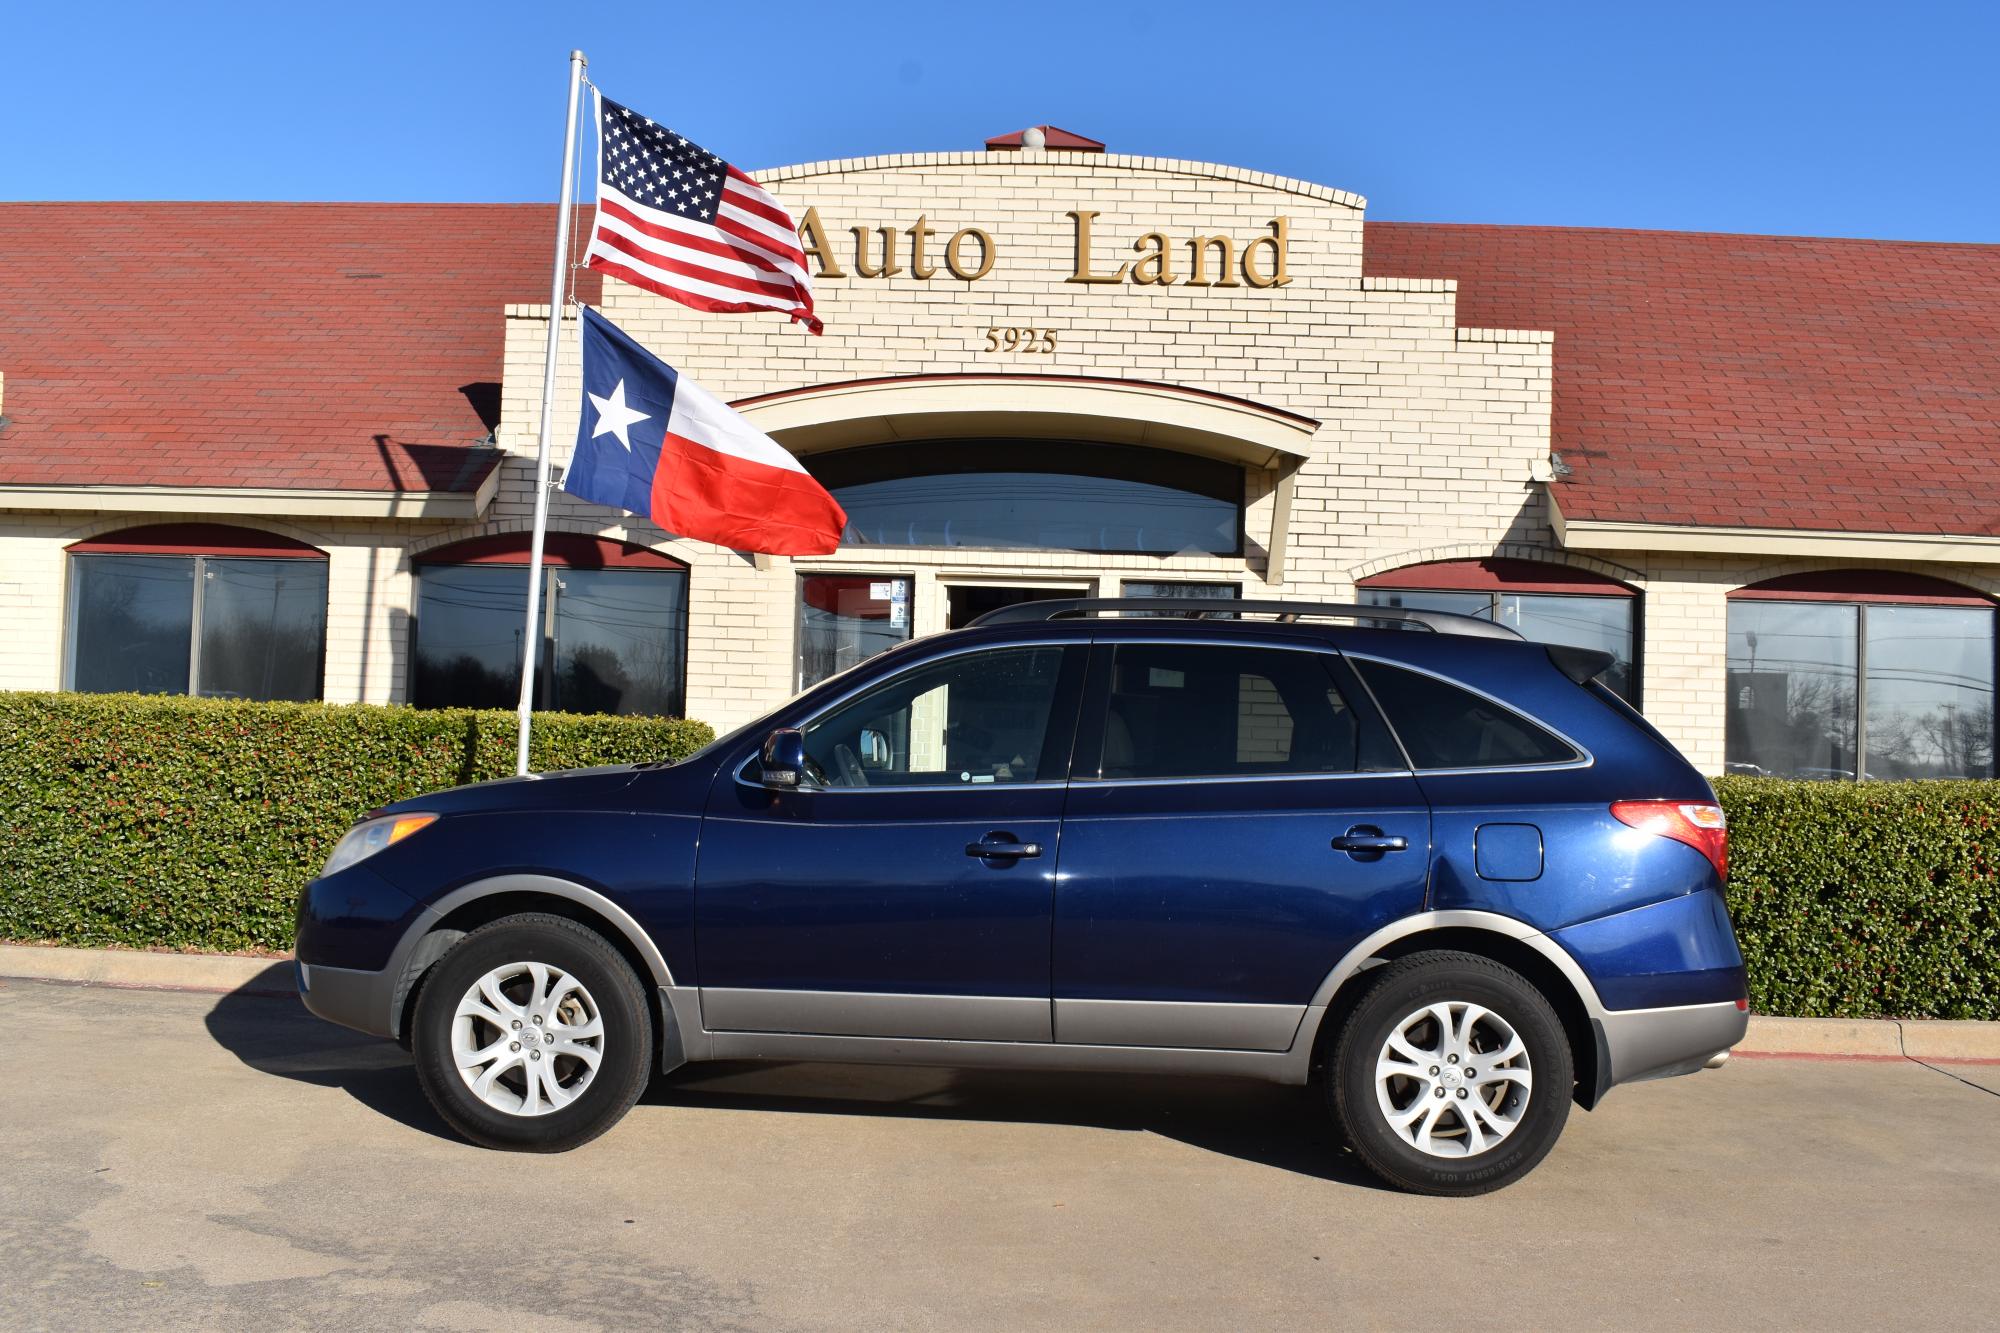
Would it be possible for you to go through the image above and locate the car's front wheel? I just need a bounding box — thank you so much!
[1330,950,1572,1195]
[411,913,654,1151]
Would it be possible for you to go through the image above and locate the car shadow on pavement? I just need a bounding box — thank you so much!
[647,1061,1393,1189]
[205,983,1386,1185]
[202,986,460,1143]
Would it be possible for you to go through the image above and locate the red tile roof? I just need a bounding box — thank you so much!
[0,202,596,493]
[3,203,1994,535]
[1363,223,2000,535]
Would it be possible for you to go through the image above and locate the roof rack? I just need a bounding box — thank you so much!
[964,597,1524,640]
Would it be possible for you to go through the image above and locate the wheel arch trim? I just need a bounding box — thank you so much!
[411,875,677,989]
[1302,910,1607,1021]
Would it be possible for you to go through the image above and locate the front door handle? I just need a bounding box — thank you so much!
[966,837,1042,860]
[1332,827,1410,855]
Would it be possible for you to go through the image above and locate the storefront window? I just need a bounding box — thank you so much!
[809,441,1242,556]
[66,526,328,701]
[1120,580,1241,617]
[798,574,911,689]
[1357,562,1639,701]
[412,536,688,717]
[1726,576,1995,780]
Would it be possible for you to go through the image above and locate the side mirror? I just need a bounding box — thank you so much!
[859,727,889,769]
[760,728,808,790]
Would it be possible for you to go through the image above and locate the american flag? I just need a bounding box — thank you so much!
[583,90,820,333]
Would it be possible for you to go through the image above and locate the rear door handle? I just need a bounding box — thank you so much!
[966,839,1042,860]
[1332,827,1409,855]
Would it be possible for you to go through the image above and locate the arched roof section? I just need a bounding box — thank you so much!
[1358,557,1637,596]
[66,522,327,558]
[1729,569,1995,606]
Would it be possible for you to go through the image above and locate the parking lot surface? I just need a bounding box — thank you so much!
[3,976,1996,1331]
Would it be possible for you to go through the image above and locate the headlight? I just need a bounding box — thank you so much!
[320,812,437,878]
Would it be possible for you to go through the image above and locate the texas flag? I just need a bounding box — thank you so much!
[563,307,846,555]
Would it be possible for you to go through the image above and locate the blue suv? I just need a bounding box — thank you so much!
[297,598,1748,1195]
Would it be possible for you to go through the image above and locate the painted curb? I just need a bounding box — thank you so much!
[1738,1014,2000,1063]
[0,943,293,995]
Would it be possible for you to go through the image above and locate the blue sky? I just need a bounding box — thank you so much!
[4,1,1995,241]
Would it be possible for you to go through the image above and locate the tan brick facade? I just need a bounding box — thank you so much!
[7,149,1999,777]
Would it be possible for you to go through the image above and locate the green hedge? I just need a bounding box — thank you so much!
[1718,776,2000,1020]
[0,692,712,953]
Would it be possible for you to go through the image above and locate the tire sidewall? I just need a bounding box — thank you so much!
[1335,959,1572,1195]
[413,916,652,1151]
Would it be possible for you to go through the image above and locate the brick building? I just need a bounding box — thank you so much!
[4,133,1998,780]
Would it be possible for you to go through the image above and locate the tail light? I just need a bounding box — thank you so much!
[1610,800,1728,880]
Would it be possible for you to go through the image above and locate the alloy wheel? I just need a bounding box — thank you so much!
[1373,1000,1533,1158]
[451,961,605,1116]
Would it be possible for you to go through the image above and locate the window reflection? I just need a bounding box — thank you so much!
[414,564,688,716]
[1726,599,1993,780]
[69,554,326,701]
[810,441,1242,556]
[798,574,911,689]
[1725,602,1858,778]
[1358,587,1638,701]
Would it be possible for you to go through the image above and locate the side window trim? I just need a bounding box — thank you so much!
[1343,651,1594,774]
[1072,636,1416,786]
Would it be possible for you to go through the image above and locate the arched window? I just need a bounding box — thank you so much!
[806,440,1244,556]
[411,533,689,717]
[1726,571,1995,780]
[65,524,329,701]
[1355,559,1640,701]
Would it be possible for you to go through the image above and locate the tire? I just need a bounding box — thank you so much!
[1329,950,1572,1196]
[411,913,654,1152]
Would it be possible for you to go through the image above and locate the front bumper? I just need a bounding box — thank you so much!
[1595,998,1749,1100]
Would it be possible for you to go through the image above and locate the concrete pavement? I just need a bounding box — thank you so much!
[3,975,1996,1331]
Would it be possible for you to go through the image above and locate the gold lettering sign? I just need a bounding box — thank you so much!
[792,209,1293,289]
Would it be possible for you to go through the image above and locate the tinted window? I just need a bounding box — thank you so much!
[1355,660,1577,769]
[1098,644,1383,780]
[69,553,327,701]
[803,647,1069,788]
[810,440,1242,556]
[414,564,688,715]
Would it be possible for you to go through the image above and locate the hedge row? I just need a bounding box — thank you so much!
[0,692,712,953]
[3,693,1996,1018]
[1716,776,2000,1020]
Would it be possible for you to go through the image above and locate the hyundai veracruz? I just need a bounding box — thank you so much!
[297,599,1748,1195]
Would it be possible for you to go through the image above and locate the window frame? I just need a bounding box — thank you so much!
[1069,637,1412,787]
[1725,580,1999,782]
[62,530,330,702]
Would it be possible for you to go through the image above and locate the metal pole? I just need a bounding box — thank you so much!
[515,48,588,776]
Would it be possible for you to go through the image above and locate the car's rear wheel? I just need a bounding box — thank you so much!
[411,913,653,1151]
[1330,951,1572,1195]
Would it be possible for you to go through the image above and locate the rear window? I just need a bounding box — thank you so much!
[1355,659,1578,770]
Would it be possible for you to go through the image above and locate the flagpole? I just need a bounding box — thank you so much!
[516,48,589,776]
